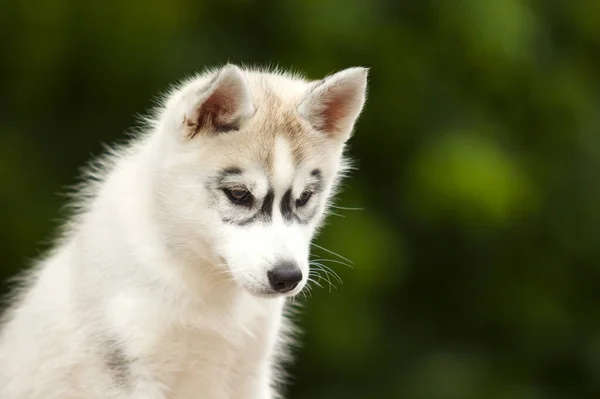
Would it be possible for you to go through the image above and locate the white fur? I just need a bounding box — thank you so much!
[0,65,368,399]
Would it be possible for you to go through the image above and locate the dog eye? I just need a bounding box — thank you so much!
[296,190,313,207]
[224,187,253,207]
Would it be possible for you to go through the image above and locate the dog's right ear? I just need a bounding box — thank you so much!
[180,64,255,138]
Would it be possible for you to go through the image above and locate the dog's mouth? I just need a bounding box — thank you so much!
[242,282,303,299]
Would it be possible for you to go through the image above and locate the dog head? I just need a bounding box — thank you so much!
[154,64,368,297]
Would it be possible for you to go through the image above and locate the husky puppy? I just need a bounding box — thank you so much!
[0,64,368,399]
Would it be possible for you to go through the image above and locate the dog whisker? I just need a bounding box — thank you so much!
[310,243,354,265]
[309,262,343,285]
[309,257,353,269]
[329,205,365,211]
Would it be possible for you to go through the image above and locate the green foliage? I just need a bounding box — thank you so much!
[1,1,600,397]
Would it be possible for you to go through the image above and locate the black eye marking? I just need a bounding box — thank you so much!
[223,187,254,208]
[296,190,313,207]
[218,167,253,207]
[311,169,322,177]
[281,189,295,222]
[222,189,274,226]
[258,190,275,221]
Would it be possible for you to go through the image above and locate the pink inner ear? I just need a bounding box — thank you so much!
[318,89,353,133]
[185,85,242,138]
[197,93,234,130]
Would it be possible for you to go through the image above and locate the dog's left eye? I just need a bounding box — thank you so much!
[296,190,313,207]
[224,187,253,207]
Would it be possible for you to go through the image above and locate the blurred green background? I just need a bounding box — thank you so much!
[2,0,600,398]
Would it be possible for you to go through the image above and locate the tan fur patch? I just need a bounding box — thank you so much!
[189,69,331,182]
[233,83,324,174]
[255,88,318,171]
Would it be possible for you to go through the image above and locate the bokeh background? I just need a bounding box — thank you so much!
[2,1,600,398]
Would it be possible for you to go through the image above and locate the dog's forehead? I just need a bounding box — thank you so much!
[270,136,296,191]
[206,78,331,186]
[238,88,324,176]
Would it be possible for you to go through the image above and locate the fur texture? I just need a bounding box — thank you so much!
[0,64,368,399]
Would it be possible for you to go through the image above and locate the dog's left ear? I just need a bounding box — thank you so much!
[298,67,368,141]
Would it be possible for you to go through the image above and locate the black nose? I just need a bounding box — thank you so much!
[267,261,302,293]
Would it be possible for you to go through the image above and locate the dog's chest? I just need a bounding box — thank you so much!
[169,331,243,398]
[161,300,284,398]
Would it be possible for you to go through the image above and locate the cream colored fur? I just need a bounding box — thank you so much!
[0,64,368,399]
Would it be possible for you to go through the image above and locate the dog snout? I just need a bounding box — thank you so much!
[267,261,302,293]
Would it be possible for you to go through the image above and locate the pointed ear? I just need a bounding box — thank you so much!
[298,67,368,141]
[182,64,254,138]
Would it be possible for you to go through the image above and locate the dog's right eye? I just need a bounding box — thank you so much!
[223,187,253,207]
